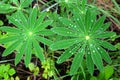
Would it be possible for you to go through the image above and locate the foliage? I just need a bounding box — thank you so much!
[41,58,54,79]
[28,63,39,76]
[0,0,33,13]
[50,1,116,75]
[0,6,53,66]
[0,0,119,79]
[0,64,19,80]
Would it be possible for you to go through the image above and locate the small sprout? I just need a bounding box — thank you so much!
[85,36,90,40]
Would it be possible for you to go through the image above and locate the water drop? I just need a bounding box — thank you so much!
[93,50,95,53]
[15,19,18,21]
[69,51,72,53]
[71,53,74,54]
[91,20,93,22]
[67,32,70,34]
[90,44,93,47]
[88,52,90,54]
[74,26,77,28]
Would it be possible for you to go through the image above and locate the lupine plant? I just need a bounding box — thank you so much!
[50,2,116,75]
[0,0,33,13]
[0,0,118,79]
[0,6,53,66]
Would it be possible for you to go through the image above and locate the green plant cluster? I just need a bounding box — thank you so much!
[0,0,118,79]
[41,58,55,79]
[0,64,19,80]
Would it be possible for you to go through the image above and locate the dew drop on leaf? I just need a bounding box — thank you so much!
[77,18,79,21]
[91,20,93,22]
[88,52,90,54]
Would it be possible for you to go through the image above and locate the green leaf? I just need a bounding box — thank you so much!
[33,39,45,62]
[98,47,112,64]
[15,42,26,65]
[28,63,35,71]
[36,36,53,46]
[50,38,81,50]
[90,46,104,71]
[29,6,37,29]
[0,26,21,33]
[92,16,106,33]
[58,17,78,31]
[85,8,92,31]
[98,40,116,51]
[2,40,22,56]
[57,44,80,64]
[39,29,54,36]
[73,9,85,33]
[24,40,32,66]
[35,12,46,27]
[34,20,52,32]
[17,11,28,28]
[8,68,16,76]
[20,0,33,8]
[86,53,94,75]
[95,32,116,38]
[70,45,85,75]
[90,76,97,80]
[51,27,79,37]
[7,16,25,29]
[0,36,19,44]
[104,65,114,80]
[0,20,3,26]
[0,3,16,14]
[102,22,111,31]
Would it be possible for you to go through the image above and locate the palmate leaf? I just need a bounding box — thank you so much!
[57,44,80,64]
[94,31,116,38]
[29,6,37,29]
[0,3,16,14]
[15,42,26,65]
[39,20,53,31]
[35,12,47,27]
[39,29,54,36]
[36,36,53,46]
[24,40,32,66]
[70,45,85,75]
[102,22,111,31]
[91,16,106,34]
[85,8,92,31]
[50,38,81,50]
[50,5,116,76]
[34,20,52,32]
[98,46,112,64]
[97,40,116,51]
[0,6,53,67]
[0,36,19,44]
[86,53,94,75]
[51,27,79,37]
[33,39,45,62]
[7,16,26,29]
[90,46,104,71]
[20,0,33,8]
[73,9,85,33]
[16,11,28,28]
[0,26,21,33]
[2,40,22,56]
[58,17,79,31]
